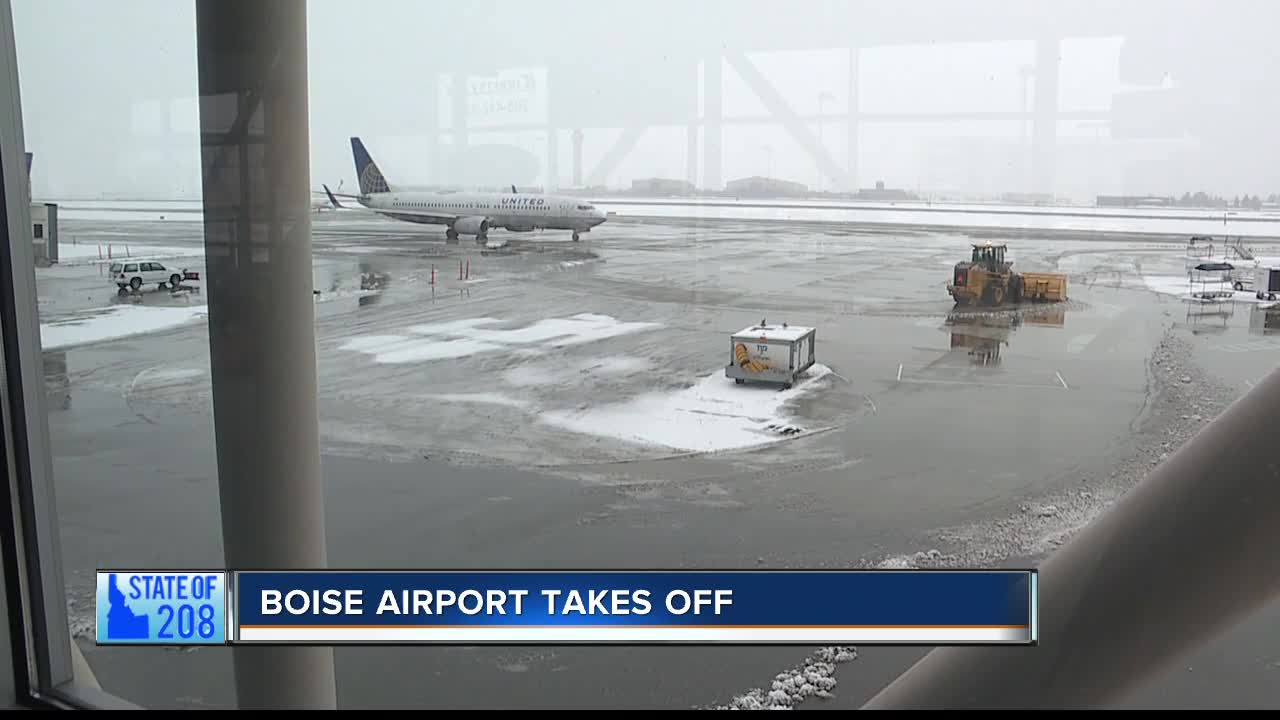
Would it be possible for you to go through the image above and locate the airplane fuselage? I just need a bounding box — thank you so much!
[358,191,606,234]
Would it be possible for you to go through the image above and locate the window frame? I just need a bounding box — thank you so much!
[0,1,138,709]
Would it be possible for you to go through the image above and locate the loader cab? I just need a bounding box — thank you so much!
[953,243,1009,288]
[971,242,1008,272]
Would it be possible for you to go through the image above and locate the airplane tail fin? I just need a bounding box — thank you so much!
[350,137,390,195]
[511,184,518,194]
[322,184,344,209]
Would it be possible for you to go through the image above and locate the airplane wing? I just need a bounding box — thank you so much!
[372,208,460,224]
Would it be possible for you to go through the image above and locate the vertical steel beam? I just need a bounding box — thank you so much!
[847,47,860,192]
[451,71,468,185]
[195,0,337,709]
[571,129,583,187]
[1031,37,1060,196]
[686,123,698,190]
[546,127,559,192]
[703,56,723,191]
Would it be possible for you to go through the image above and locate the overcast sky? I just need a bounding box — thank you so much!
[11,0,1280,200]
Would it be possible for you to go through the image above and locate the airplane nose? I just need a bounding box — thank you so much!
[593,208,607,224]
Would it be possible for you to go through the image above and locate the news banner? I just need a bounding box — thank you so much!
[96,570,1037,646]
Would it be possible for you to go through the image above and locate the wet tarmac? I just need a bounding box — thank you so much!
[36,211,1280,709]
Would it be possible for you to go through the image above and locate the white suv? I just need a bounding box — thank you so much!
[109,260,200,293]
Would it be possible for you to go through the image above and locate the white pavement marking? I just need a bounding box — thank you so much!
[896,376,1067,390]
[896,363,903,382]
[864,395,877,414]
[1056,371,1070,390]
[1066,333,1096,354]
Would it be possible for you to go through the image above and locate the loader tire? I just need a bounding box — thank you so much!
[1009,274,1023,303]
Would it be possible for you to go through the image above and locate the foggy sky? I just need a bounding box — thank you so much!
[11,0,1280,201]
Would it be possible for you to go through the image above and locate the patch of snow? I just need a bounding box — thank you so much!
[338,335,504,364]
[579,356,648,375]
[708,646,857,710]
[541,364,834,453]
[40,305,209,350]
[434,393,529,408]
[342,315,659,364]
[502,364,559,387]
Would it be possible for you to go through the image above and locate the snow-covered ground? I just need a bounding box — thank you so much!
[52,242,204,267]
[338,314,661,364]
[46,198,1280,237]
[594,199,1280,238]
[40,304,209,350]
[540,364,835,453]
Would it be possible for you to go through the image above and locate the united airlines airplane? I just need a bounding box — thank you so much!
[339,137,607,248]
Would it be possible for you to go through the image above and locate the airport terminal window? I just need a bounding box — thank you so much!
[9,0,1280,711]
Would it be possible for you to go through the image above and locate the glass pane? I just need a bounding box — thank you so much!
[13,0,1280,710]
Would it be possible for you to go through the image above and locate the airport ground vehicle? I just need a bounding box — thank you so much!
[946,242,1068,307]
[109,260,201,294]
[725,322,816,389]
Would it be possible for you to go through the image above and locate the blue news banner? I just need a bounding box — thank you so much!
[97,570,1036,646]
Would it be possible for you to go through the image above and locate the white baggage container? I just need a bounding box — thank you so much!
[725,322,816,389]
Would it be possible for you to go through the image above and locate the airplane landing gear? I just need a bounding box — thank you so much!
[445,228,459,244]
[572,231,580,242]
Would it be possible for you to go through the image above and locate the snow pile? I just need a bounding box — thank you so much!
[541,364,834,453]
[707,646,858,710]
[339,314,660,364]
[434,393,529,408]
[41,304,208,350]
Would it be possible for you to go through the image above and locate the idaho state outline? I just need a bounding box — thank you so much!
[106,573,149,640]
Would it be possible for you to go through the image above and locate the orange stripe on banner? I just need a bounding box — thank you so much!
[239,624,1029,630]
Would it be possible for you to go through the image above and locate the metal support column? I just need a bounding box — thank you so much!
[423,74,439,186]
[863,365,1280,709]
[847,47,860,192]
[195,0,337,709]
[686,123,698,190]
[1031,37,1060,197]
[703,56,722,191]
[451,71,468,185]
[545,127,558,192]
[571,129,583,187]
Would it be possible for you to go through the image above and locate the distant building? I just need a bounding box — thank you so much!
[855,180,917,202]
[1000,192,1055,205]
[630,177,695,196]
[724,176,808,197]
[1096,195,1175,208]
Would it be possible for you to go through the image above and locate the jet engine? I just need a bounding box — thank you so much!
[452,216,489,236]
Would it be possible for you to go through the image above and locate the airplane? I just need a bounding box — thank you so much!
[342,136,607,248]
[310,181,345,212]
